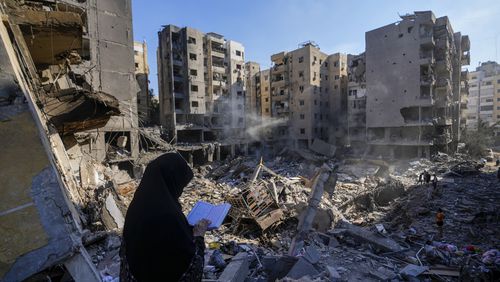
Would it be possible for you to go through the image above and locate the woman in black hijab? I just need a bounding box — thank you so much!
[120,152,210,281]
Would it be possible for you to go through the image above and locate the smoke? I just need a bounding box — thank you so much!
[245,113,286,141]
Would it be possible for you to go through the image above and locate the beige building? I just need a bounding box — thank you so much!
[365,11,470,158]
[466,61,500,131]
[245,62,261,120]
[134,41,151,124]
[157,25,246,143]
[269,42,347,149]
[259,69,271,118]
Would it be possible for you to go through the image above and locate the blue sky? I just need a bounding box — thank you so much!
[132,0,500,95]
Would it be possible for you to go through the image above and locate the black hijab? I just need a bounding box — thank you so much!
[123,152,195,281]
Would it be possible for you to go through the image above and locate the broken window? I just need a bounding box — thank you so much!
[191,101,199,107]
[335,75,339,80]
[235,50,242,56]
[299,71,304,77]
[299,100,305,106]
[299,86,304,92]
[334,62,338,67]
[190,69,198,76]
[189,53,197,60]
[298,56,304,63]
[188,37,196,44]
[265,98,269,102]
[191,85,199,92]
[325,75,328,80]
[236,64,242,70]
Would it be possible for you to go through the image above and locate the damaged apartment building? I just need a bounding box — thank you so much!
[365,11,470,158]
[465,61,500,143]
[346,53,367,154]
[0,0,143,280]
[157,25,252,159]
[269,42,347,155]
[134,40,151,124]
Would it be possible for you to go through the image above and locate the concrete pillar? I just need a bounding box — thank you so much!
[200,130,204,142]
[230,144,235,157]
[243,143,248,156]
[216,144,221,161]
[188,152,194,167]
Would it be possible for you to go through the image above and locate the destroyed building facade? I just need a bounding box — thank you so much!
[157,25,247,143]
[0,0,142,280]
[365,11,470,158]
[346,53,367,153]
[465,61,500,139]
[244,61,261,122]
[134,40,151,124]
[269,42,348,150]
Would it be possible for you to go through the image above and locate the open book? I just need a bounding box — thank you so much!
[187,201,231,230]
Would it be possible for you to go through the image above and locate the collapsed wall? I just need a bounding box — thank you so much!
[0,0,140,280]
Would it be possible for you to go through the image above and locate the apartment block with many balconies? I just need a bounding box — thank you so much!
[157,25,246,143]
[365,11,469,158]
[269,42,347,150]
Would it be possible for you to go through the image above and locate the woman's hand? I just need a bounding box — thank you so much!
[193,219,211,237]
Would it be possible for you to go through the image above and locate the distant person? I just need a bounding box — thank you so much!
[121,153,210,281]
[418,173,424,185]
[496,159,500,166]
[432,174,438,190]
[436,208,445,239]
[424,170,431,185]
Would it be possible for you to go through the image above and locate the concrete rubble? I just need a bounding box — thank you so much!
[0,2,498,281]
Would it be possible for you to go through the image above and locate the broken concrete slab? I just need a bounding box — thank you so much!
[338,221,404,253]
[310,139,336,157]
[326,265,341,281]
[399,264,429,278]
[303,245,321,264]
[217,252,250,282]
[286,257,319,280]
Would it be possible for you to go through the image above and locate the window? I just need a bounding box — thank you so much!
[190,69,198,76]
[334,62,338,67]
[325,62,328,67]
[335,75,339,80]
[299,86,304,92]
[236,50,241,56]
[299,100,305,106]
[237,104,243,110]
[314,100,317,105]
[314,113,318,119]
[135,63,139,68]
[188,37,196,44]
[264,75,269,80]
[299,71,304,77]
[191,101,199,107]
[481,105,493,111]
[191,85,198,92]
[325,75,328,81]
[237,91,243,96]
[300,128,305,134]
[334,85,338,89]
[236,64,242,70]
[265,87,269,91]
[497,79,500,83]
[298,56,304,63]
[497,89,500,93]
[265,98,269,102]
[265,108,269,113]
[300,114,305,119]
[189,53,197,60]
[485,81,492,85]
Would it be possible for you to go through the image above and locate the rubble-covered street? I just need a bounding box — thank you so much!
[98,151,499,281]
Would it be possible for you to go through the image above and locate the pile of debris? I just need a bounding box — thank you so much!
[166,151,500,281]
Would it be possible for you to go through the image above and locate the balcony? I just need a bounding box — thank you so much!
[461,35,470,52]
[433,133,451,145]
[461,52,470,65]
[212,64,226,74]
[272,78,285,88]
[433,117,452,126]
[420,74,435,86]
[420,35,435,48]
[272,63,285,73]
